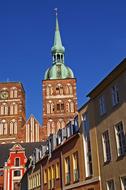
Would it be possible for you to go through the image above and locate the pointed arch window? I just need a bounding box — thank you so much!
[66,84,73,95]
[57,119,65,132]
[10,120,17,134]
[10,87,18,98]
[0,103,8,115]
[66,100,74,113]
[0,120,8,135]
[56,84,63,95]
[46,85,53,96]
[47,102,54,114]
[47,120,55,136]
[56,100,64,112]
[10,103,18,115]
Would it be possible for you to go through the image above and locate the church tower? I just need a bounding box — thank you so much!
[0,82,26,144]
[42,13,78,138]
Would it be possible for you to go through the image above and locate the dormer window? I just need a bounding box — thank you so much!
[58,135,62,145]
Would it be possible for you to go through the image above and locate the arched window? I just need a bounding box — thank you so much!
[56,100,64,112]
[47,120,55,136]
[46,85,53,96]
[66,84,73,95]
[0,122,3,135]
[10,87,18,98]
[10,103,18,115]
[5,104,8,115]
[0,120,7,135]
[70,101,74,113]
[51,122,55,134]
[57,54,60,61]
[56,84,63,95]
[47,102,54,114]
[10,120,17,134]
[0,103,8,115]
[0,105,4,115]
[66,100,74,113]
[57,119,65,132]
[47,121,51,137]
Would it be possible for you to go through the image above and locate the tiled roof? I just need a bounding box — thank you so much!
[0,142,45,167]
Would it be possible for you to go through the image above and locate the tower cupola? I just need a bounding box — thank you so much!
[51,13,65,64]
[44,11,74,80]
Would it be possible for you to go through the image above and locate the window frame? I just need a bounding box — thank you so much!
[114,121,126,157]
[102,130,111,163]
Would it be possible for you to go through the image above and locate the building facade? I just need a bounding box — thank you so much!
[22,115,100,190]
[87,58,126,190]
[4,144,27,190]
[0,82,26,144]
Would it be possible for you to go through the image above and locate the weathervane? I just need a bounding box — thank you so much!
[54,8,58,16]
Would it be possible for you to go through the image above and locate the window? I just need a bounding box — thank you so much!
[82,113,93,177]
[65,157,70,185]
[51,166,55,188]
[56,84,63,95]
[47,102,54,114]
[48,167,51,189]
[10,120,17,135]
[46,85,53,96]
[15,158,20,166]
[56,163,60,179]
[121,176,126,190]
[66,84,73,95]
[0,120,7,135]
[0,103,8,115]
[102,130,111,162]
[66,124,71,138]
[47,120,55,136]
[44,170,47,184]
[99,95,106,115]
[10,103,18,115]
[66,100,74,113]
[106,180,115,190]
[57,120,65,131]
[112,85,119,106]
[56,102,64,112]
[14,170,21,177]
[10,87,18,98]
[73,152,79,182]
[115,122,126,156]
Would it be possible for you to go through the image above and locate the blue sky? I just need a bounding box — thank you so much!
[0,1,126,123]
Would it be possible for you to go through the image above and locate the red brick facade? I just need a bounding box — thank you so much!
[42,78,78,138]
[0,82,26,144]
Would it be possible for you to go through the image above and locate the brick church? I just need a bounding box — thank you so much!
[0,14,78,189]
[0,14,77,144]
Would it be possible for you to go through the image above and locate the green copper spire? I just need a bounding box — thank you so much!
[44,10,74,80]
[51,12,65,54]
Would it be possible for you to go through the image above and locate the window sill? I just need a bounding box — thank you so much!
[103,160,111,166]
[116,154,126,161]
[73,179,79,183]
[85,175,93,180]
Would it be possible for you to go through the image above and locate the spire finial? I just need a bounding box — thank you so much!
[54,8,58,16]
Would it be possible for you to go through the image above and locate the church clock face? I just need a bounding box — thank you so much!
[0,91,9,99]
